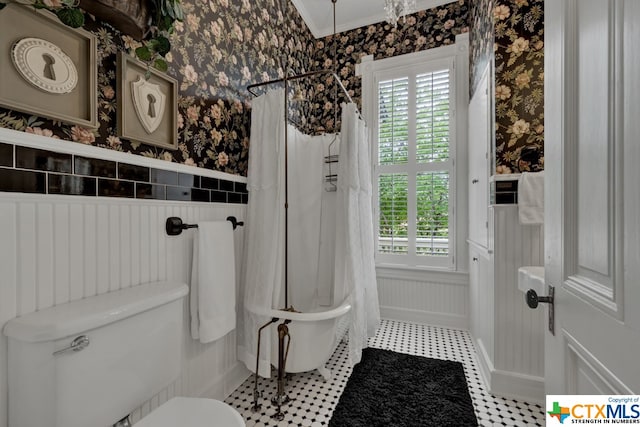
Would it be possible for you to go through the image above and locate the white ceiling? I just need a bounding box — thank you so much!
[290,0,455,38]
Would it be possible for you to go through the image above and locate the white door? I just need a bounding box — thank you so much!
[544,0,640,395]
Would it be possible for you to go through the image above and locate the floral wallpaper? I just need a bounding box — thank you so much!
[493,0,544,174]
[307,0,469,134]
[469,0,494,99]
[0,0,315,176]
[0,0,543,177]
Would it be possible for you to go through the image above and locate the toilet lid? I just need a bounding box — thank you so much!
[135,397,245,427]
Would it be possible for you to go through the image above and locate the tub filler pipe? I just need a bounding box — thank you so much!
[248,300,351,417]
[251,318,293,420]
[251,317,279,413]
[271,320,292,421]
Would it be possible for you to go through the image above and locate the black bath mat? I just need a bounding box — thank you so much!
[328,348,478,427]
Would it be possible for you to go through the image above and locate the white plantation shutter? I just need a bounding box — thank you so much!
[416,71,450,163]
[375,62,454,268]
[378,78,409,165]
[416,171,449,256]
[378,173,408,254]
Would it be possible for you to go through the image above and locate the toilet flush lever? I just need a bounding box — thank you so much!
[53,335,90,356]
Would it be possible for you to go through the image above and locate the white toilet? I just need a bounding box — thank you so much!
[3,281,245,427]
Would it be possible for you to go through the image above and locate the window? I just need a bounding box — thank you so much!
[359,39,468,270]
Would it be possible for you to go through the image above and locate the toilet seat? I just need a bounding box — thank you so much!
[135,397,245,427]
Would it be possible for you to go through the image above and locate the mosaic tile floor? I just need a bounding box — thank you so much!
[225,319,545,426]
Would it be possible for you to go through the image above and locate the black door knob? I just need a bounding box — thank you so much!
[526,289,553,309]
[525,286,555,335]
[526,289,540,308]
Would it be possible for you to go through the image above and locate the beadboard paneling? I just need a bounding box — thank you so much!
[470,206,545,403]
[491,206,544,377]
[377,274,469,329]
[0,193,249,427]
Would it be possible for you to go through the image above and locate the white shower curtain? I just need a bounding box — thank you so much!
[287,126,325,310]
[239,89,286,377]
[334,103,381,365]
[240,90,328,377]
[240,92,380,376]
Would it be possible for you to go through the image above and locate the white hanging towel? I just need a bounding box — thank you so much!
[190,221,236,343]
[518,171,545,225]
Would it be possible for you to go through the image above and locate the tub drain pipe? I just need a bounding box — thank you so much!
[252,317,279,413]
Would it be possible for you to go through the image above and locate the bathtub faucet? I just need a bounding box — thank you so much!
[252,317,279,413]
[271,320,292,421]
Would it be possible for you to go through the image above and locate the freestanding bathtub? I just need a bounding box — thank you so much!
[267,298,351,380]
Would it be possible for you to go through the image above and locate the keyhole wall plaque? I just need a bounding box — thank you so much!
[130,74,166,135]
[147,94,157,118]
[42,53,56,81]
[120,52,176,149]
[11,37,78,95]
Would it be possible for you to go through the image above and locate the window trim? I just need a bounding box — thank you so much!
[358,33,469,272]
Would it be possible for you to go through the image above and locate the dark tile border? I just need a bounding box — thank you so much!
[136,182,165,200]
[119,163,150,182]
[16,146,72,173]
[219,179,235,192]
[48,174,97,196]
[0,143,13,167]
[0,144,247,204]
[98,178,135,198]
[200,176,219,190]
[150,169,178,185]
[75,156,116,178]
[228,192,243,204]
[0,168,46,193]
[211,190,227,203]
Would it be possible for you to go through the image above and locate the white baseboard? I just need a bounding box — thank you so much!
[490,368,545,405]
[474,338,493,391]
[225,362,252,398]
[474,337,544,404]
[199,362,251,400]
[380,306,469,330]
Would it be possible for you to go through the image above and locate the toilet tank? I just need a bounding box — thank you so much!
[3,281,189,427]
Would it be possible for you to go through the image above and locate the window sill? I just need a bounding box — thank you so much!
[375,264,468,285]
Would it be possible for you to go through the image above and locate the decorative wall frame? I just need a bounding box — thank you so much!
[0,4,97,128]
[117,52,178,150]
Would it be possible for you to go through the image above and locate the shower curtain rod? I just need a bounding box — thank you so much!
[245,66,363,313]
[246,69,363,121]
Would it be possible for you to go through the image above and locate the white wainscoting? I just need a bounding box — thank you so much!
[376,269,469,329]
[472,205,545,404]
[491,206,545,377]
[0,193,249,427]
